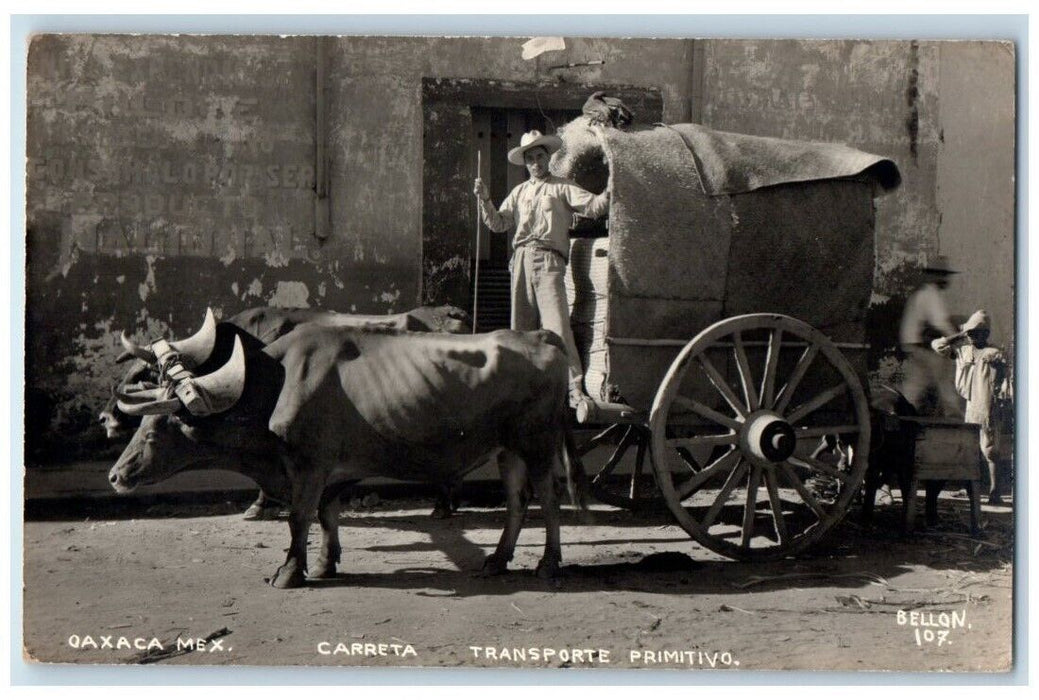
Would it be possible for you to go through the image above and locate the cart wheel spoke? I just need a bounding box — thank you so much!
[777,461,830,521]
[586,425,662,510]
[741,464,763,547]
[732,331,759,411]
[630,434,648,500]
[675,447,702,473]
[762,467,789,544]
[675,448,741,497]
[579,423,627,456]
[591,425,637,485]
[788,455,853,483]
[666,433,739,450]
[702,458,747,530]
[650,313,871,561]
[698,353,748,418]
[773,342,820,413]
[794,425,860,439]
[759,329,783,410]
[672,395,742,431]
[785,383,848,424]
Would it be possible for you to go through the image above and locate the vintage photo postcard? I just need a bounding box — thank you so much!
[21,33,1016,673]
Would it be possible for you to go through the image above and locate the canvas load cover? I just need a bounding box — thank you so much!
[557,119,900,411]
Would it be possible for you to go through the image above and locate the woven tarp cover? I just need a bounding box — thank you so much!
[558,120,897,410]
[663,123,901,196]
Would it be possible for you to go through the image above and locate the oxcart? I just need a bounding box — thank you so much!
[555,118,903,561]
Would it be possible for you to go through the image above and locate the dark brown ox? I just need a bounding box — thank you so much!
[101,304,471,518]
[109,315,581,588]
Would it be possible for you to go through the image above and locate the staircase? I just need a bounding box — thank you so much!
[471,266,511,333]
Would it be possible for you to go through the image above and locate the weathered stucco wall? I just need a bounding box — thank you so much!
[24,35,1014,458]
[698,39,1015,371]
[25,35,693,456]
[934,41,1016,346]
[701,39,943,294]
[325,36,691,305]
[26,35,329,453]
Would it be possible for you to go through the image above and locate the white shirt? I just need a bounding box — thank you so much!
[479,175,609,261]
[899,282,957,346]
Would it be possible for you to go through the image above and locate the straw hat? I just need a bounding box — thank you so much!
[508,130,563,166]
[923,254,958,275]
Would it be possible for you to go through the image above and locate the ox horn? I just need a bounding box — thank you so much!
[120,331,156,363]
[185,334,247,415]
[169,307,217,366]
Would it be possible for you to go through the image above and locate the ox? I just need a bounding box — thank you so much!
[100,304,471,438]
[102,304,471,519]
[108,313,583,588]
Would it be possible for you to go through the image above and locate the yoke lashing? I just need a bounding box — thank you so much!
[151,339,211,415]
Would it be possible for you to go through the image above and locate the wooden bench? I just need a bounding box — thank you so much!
[900,417,983,535]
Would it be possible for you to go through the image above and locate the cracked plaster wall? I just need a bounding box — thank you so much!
[25,35,693,456]
[700,39,1015,378]
[25,36,1014,457]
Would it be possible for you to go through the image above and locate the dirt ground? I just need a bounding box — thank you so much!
[22,491,1014,673]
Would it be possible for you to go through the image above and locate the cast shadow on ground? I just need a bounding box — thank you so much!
[299,498,1013,597]
[26,485,1013,597]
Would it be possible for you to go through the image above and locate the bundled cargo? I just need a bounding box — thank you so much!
[566,237,611,402]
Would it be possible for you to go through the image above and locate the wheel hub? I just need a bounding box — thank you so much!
[741,411,796,463]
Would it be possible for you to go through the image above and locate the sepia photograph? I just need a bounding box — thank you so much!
[18,27,1017,674]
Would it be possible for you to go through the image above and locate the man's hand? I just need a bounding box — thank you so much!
[473,178,490,202]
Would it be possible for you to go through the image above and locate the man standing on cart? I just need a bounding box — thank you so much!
[474,129,610,407]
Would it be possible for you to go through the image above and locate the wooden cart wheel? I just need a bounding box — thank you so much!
[576,424,663,510]
[649,314,871,560]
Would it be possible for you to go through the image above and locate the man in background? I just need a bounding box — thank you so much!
[899,255,963,417]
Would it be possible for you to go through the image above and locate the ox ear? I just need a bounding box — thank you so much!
[169,308,217,366]
[115,385,181,416]
[116,394,182,416]
[115,386,167,404]
[185,334,246,415]
[120,331,157,363]
[128,381,161,391]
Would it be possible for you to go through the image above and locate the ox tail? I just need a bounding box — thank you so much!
[560,423,590,511]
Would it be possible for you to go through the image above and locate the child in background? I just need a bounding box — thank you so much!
[931,310,1011,504]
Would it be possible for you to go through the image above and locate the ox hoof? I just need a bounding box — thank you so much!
[244,504,280,521]
[478,554,510,577]
[535,558,563,581]
[308,558,338,579]
[429,505,453,520]
[270,563,306,589]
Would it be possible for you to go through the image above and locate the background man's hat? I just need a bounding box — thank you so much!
[960,309,991,333]
[508,130,563,165]
[923,254,958,275]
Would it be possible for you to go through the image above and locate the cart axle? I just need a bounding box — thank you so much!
[742,412,797,463]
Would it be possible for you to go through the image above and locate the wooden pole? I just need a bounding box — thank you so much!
[472,150,482,334]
